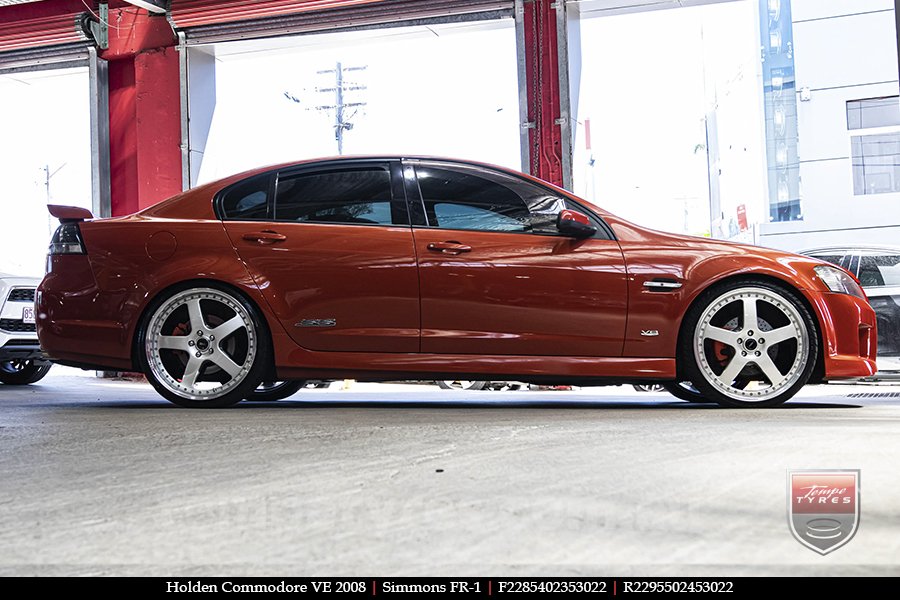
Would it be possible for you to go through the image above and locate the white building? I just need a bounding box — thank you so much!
[758,0,900,251]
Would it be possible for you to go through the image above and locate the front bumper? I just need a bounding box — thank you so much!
[809,291,878,380]
[0,340,48,364]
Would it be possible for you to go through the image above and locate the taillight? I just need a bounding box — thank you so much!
[49,223,86,255]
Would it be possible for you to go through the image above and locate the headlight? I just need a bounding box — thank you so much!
[813,265,866,298]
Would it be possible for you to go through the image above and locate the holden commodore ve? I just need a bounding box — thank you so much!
[36,157,876,408]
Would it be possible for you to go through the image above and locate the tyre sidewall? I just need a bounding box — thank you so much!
[680,279,819,408]
[138,283,270,408]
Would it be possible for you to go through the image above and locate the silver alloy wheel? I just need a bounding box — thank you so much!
[694,287,809,402]
[145,288,257,401]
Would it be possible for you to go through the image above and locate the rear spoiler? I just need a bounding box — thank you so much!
[48,204,94,223]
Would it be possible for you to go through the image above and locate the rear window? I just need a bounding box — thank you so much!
[220,174,270,220]
[858,254,900,287]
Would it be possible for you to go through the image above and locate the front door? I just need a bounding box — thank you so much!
[222,160,420,353]
[406,160,628,357]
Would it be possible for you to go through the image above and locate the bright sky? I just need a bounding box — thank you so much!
[0,1,760,277]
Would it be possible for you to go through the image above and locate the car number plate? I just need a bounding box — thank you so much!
[22,306,35,324]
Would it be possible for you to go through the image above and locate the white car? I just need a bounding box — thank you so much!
[0,273,51,385]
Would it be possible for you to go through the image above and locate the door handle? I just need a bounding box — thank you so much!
[427,241,472,255]
[242,230,287,245]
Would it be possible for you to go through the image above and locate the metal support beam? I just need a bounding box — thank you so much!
[178,37,217,189]
[88,46,111,218]
[515,0,573,190]
[555,0,574,191]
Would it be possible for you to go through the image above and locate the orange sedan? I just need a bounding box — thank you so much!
[37,157,876,408]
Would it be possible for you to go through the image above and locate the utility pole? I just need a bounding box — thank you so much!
[286,62,367,155]
[316,62,367,154]
[43,163,66,238]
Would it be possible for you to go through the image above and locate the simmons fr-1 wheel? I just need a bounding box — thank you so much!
[246,380,305,402]
[0,360,52,385]
[437,380,488,391]
[680,281,818,408]
[140,286,269,408]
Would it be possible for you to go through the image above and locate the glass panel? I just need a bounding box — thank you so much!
[859,254,900,287]
[847,97,900,130]
[221,174,269,220]
[416,166,531,233]
[851,133,900,195]
[275,167,393,225]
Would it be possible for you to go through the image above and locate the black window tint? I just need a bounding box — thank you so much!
[275,167,393,225]
[221,174,270,220]
[417,166,531,232]
[859,254,900,287]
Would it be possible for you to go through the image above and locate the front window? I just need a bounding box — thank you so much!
[414,164,582,235]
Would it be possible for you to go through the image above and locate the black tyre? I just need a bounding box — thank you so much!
[246,380,305,402]
[662,381,715,403]
[633,384,665,393]
[138,284,270,408]
[679,279,818,408]
[0,360,52,385]
[437,380,488,391]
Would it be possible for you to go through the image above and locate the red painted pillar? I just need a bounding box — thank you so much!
[521,0,564,188]
[103,9,181,216]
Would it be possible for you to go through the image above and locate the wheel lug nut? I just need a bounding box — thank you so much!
[208,335,215,341]
[747,330,754,336]
[188,340,194,346]
[755,351,761,356]
[195,352,202,358]
[737,338,743,344]
[742,351,747,357]
[758,338,765,344]
[197,330,203,336]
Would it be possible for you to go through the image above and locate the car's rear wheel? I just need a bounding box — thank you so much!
[437,380,487,391]
[140,286,269,408]
[633,384,665,393]
[680,281,818,408]
[0,359,51,385]
[661,381,714,403]
[246,380,305,402]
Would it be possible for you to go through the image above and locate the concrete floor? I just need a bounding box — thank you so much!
[0,368,898,576]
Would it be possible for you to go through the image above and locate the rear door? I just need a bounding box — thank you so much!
[222,160,420,353]
[405,160,628,357]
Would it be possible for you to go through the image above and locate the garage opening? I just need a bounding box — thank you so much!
[570,0,763,241]
[187,19,520,186]
[0,66,93,276]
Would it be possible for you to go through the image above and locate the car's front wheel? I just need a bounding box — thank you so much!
[140,286,269,408]
[0,359,52,385]
[680,280,818,408]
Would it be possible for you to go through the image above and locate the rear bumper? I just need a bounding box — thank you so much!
[808,291,878,380]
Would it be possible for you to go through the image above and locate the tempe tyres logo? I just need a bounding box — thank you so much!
[788,470,860,555]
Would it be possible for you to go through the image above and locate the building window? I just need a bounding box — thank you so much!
[851,133,900,195]
[847,97,900,130]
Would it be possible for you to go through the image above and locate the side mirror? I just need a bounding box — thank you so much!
[556,209,597,238]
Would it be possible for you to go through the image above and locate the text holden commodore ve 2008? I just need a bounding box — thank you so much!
[36,157,876,408]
